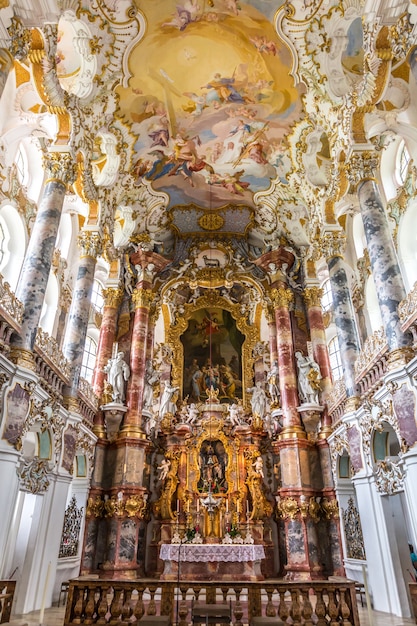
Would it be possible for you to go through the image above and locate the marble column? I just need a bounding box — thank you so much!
[357,178,412,354]
[270,286,302,432]
[266,311,278,367]
[62,231,101,395]
[0,49,14,101]
[122,248,168,434]
[92,287,124,399]
[303,286,332,396]
[123,286,153,434]
[316,435,345,576]
[323,232,360,399]
[10,151,76,369]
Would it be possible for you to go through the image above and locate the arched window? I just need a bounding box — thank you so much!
[321,279,333,312]
[328,336,343,382]
[395,141,410,186]
[91,280,104,314]
[0,204,26,290]
[15,146,28,186]
[80,336,97,383]
[364,276,383,334]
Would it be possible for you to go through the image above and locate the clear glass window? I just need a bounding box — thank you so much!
[91,280,104,314]
[80,336,97,382]
[321,279,333,312]
[328,335,343,382]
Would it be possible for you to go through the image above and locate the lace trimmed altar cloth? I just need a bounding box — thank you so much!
[160,543,265,562]
[159,543,265,581]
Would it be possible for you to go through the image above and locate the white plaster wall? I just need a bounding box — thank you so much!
[354,473,411,617]
[13,473,72,615]
[0,447,22,577]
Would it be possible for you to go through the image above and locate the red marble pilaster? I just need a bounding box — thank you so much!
[267,314,278,366]
[92,287,124,398]
[271,286,302,431]
[303,286,332,395]
[123,285,153,432]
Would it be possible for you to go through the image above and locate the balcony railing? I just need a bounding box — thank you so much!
[64,578,360,626]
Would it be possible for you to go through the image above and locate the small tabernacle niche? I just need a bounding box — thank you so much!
[198,438,228,494]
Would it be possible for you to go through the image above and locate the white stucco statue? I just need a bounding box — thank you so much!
[159,381,179,418]
[104,352,130,404]
[246,381,268,420]
[143,361,160,409]
[295,351,322,404]
[266,360,280,406]
[157,457,171,482]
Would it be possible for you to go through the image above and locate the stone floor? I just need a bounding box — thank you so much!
[8,603,417,626]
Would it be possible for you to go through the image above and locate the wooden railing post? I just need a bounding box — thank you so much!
[64,578,360,626]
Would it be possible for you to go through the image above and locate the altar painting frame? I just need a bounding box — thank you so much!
[165,289,260,407]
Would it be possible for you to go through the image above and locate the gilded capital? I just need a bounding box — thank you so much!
[303,286,323,308]
[43,151,77,187]
[132,287,154,309]
[320,231,346,261]
[346,150,380,189]
[7,16,31,60]
[271,287,293,309]
[102,287,123,308]
[78,231,102,258]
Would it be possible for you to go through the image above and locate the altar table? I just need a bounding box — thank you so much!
[159,543,265,581]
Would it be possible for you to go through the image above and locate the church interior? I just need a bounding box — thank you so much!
[1,0,417,623]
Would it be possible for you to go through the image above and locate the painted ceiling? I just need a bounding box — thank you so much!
[117,0,299,211]
[47,0,383,254]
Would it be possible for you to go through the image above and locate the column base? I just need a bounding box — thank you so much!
[63,395,80,412]
[387,346,415,371]
[8,346,36,371]
[344,395,361,412]
[98,562,139,580]
[278,425,307,440]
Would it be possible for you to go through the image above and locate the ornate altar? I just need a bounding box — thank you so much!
[151,393,273,581]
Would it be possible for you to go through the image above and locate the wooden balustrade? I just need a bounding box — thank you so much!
[0,581,16,624]
[64,578,360,626]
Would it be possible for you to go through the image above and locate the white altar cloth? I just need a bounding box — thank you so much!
[160,543,265,563]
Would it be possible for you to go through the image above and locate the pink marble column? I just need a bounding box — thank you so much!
[271,286,302,432]
[303,286,332,395]
[92,287,124,398]
[11,151,76,368]
[123,285,153,433]
[267,313,278,366]
[62,232,101,394]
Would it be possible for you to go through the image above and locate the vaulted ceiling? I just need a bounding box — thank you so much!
[1,0,414,271]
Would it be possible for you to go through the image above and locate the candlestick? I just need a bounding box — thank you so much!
[226,498,229,514]
[177,499,180,514]
[246,500,249,515]
[197,498,200,513]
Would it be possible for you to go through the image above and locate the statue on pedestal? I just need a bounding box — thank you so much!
[246,381,268,420]
[159,381,179,418]
[143,361,160,409]
[295,351,322,404]
[104,352,130,404]
[266,360,280,406]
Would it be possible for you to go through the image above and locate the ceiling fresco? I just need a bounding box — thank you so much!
[117,0,303,211]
